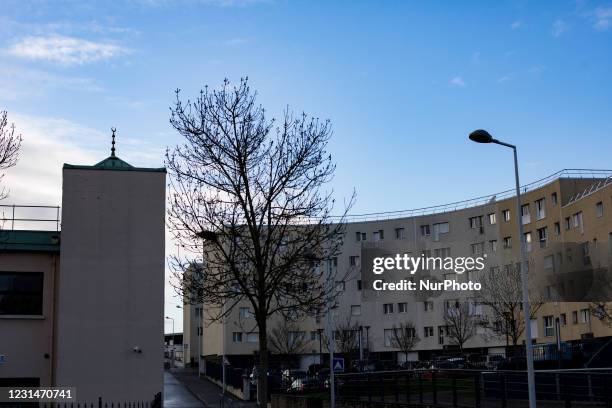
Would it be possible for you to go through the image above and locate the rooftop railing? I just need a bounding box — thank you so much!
[333,168,612,223]
[0,204,61,231]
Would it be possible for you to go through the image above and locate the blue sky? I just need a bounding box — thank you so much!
[1,0,611,329]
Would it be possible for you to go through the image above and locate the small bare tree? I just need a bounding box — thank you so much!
[479,265,543,347]
[0,111,22,200]
[443,302,476,351]
[167,78,353,406]
[390,321,420,362]
[332,315,360,355]
[268,317,308,363]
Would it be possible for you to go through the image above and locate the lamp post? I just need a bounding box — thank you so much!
[469,129,536,408]
[165,316,175,368]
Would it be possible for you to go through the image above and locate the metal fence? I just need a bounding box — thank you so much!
[0,204,60,231]
[336,369,612,408]
[206,360,246,390]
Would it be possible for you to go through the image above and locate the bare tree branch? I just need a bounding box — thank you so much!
[166,78,354,406]
[0,111,22,201]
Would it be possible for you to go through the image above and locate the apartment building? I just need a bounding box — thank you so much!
[0,147,166,403]
[186,170,612,370]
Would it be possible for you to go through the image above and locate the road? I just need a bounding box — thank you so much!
[164,370,205,407]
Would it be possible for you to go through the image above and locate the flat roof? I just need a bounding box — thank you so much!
[0,230,61,252]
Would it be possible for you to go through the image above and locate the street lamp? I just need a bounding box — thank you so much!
[469,129,537,408]
[165,316,175,368]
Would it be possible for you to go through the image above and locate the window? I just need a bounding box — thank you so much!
[328,257,338,273]
[572,311,578,324]
[543,316,554,337]
[357,280,362,291]
[565,217,571,230]
[551,192,558,206]
[232,332,243,342]
[560,313,567,326]
[580,309,590,324]
[434,247,451,257]
[468,298,482,315]
[349,256,360,267]
[471,242,485,255]
[469,216,483,230]
[246,333,259,343]
[596,201,604,218]
[239,307,251,319]
[582,241,591,265]
[503,236,512,249]
[535,198,546,220]
[443,272,456,281]
[383,303,393,314]
[524,232,532,252]
[420,225,430,236]
[432,222,449,241]
[398,302,407,313]
[544,255,554,270]
[0,272,44,315]
[537,227,548,248]
[356,232,366,241]
[424,326,434,337]
[310,331,318,341]
[384,329,395,347]
[488,213,497,225]
[490,240,498,252]
[521,204,531,225]
[395,227,406,240]
[373,230,384,241]
[502,209,511,222]
[438,326,445,344]
[573,212,584,233]
[351,305,361,316]
[424,301,434,311]
[335,281,345,291]
[554,222,561,236]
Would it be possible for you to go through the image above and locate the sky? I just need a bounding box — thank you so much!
[1,0,611,332]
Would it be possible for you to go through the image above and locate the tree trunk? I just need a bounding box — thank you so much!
[257,319,269,407]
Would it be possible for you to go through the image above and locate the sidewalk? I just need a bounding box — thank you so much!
[164,370,205,407]
[171,367,258,408]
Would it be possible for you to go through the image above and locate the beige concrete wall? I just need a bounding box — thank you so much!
[0,251,58,385]
[55,168,165,402]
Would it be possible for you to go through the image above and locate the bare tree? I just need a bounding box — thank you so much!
[443,302,476,351]
[0,111,22,200]
[332,315,360,355]
[390,321,420,361]
[268,317,308,363]
[478,265,543,347]
[166,78,353,406]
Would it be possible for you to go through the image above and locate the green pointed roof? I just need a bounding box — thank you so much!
[94,155,134,169]
[62,128,166,173]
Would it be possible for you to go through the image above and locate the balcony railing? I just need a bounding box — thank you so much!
[332,168,612,222]
[0,204,61,231]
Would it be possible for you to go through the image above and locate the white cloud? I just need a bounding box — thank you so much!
[0,66,103,101]
[497,74,512,83]
[552,19,569,37]
[449,76,466,87]
[510,20,523,30]
[1,114,103,205]
[222,37,249,46]
[6,35,129,65]
[593,7,612,30]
